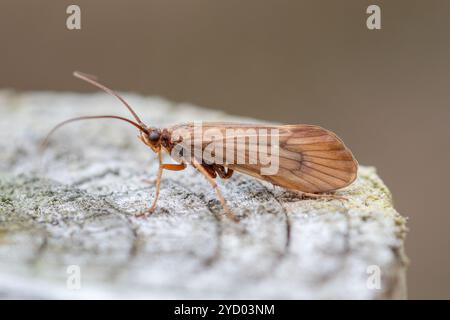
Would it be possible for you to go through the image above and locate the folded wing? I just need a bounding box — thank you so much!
[169,123,358,193]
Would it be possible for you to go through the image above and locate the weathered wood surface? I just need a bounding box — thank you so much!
[0,90,408,299]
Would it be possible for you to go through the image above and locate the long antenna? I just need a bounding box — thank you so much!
[73,71,145,125]
[41,115,149,151]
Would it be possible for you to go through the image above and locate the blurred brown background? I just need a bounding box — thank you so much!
[1,0,449,299]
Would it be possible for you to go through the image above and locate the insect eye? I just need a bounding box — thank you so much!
[148,131,160,142]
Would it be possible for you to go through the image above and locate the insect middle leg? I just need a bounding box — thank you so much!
[137,152,186,217]
[192,160,239,222]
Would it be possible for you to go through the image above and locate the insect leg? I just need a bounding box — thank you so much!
[192,160,239,222]
[136,152,163,217]
[161,163,187,171]
[137,153,186,217]
[142,163,186,185]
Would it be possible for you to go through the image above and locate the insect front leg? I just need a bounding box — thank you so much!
[137,152,186,217]
[142,163,186,185]
[191,160,239,222]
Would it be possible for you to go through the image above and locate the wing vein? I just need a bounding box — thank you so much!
[301,162,348,183]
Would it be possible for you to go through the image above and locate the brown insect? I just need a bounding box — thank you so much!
[43,71,358,221]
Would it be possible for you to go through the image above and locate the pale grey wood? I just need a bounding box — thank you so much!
[0,90,408,299]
